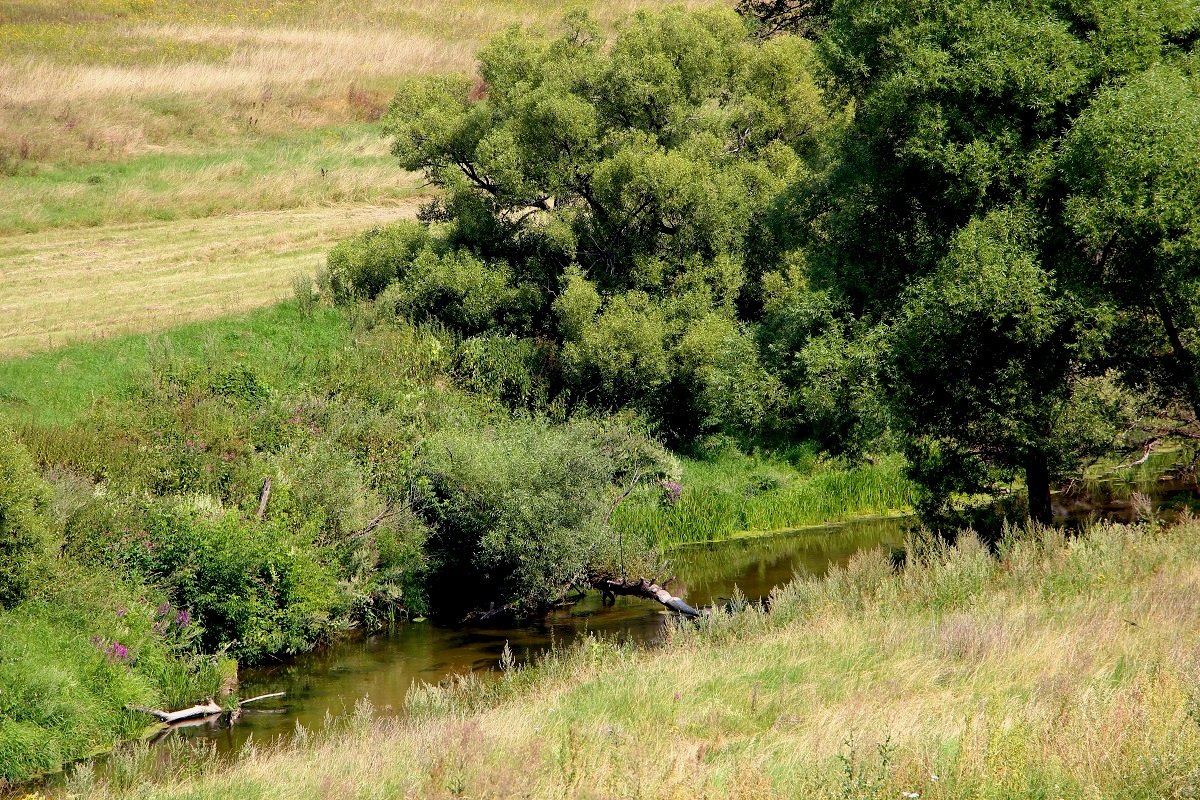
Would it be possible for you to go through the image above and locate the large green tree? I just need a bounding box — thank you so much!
[354,8,839,443]
[768,0,1200,522]
[1060,65,1200,422]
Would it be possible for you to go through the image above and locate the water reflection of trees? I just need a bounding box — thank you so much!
[670,517,911,600]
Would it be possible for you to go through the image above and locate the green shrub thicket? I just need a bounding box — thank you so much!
[12,312,676,664]
[0,435,234,784]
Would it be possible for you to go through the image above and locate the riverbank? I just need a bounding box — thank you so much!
[52,517,1200,799]
[0,297,913,784]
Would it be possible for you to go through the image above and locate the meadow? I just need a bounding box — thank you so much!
[58,518,1200,800]
[0,0,709,353]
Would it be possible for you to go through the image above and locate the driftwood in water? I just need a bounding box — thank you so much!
[593,577,702,618]
[238,691,286,706]
[130,692,286,727]
[129,701,223,725]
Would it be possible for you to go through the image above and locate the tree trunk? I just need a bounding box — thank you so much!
[592,577,702,618]
[1152,290,1200,421]
[1025,452,1053,526]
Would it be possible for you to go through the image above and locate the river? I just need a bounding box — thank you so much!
[123,458,1200,759]
[174,515,909,754]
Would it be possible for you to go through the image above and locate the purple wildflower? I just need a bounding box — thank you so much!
[155,601,171,617]
[662,480,683,505]
[107,642,130,662]
[115,606,127,618]
[175,608,191,627]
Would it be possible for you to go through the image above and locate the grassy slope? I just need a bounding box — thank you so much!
[0,302,912,538]
[0,566,233,786]
[68,519,1200,799]
[0,0,710,355]
[0,302,351,427]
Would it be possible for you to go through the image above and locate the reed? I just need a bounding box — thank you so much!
[614,452,914,547]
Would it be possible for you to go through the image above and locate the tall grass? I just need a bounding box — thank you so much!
[59,517,1200,799]
[0,564,233,785]
[614,451,913,546]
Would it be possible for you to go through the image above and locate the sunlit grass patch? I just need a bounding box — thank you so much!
[614,450,914,546]
[0,204,415,358]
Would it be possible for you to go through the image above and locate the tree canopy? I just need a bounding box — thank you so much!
[333,2,1200,527]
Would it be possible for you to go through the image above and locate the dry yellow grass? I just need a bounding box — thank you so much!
[0,0,715,354]
[0,1,714,164]
[0,202,416,357]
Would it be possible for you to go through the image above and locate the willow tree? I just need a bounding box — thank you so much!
[386,9,830,284]
[374,8,835,442]
[1061,65,1200,423]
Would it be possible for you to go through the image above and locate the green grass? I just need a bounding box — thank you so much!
[58,518,1200,799]
[0,565,233,786]
[614,449,914,547]
[0,301,351,428]
[0,124,417,235]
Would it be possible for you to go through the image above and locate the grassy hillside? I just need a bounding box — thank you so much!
[64,518,1200,799]
[0,0,711,354]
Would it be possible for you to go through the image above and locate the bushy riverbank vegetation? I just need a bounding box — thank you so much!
[0,295,905,783]
[59,518,1200,799]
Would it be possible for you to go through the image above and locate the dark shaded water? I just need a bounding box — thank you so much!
[177,515,911,754]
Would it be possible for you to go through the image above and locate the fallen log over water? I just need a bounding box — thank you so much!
[593,577,703,618]
[129,701,223,725]
[130,692,287,726]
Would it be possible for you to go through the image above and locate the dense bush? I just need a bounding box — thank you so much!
[0,432,58,607]
[324,222,429,304]
[415,418,672,614]
[111,504,340,661]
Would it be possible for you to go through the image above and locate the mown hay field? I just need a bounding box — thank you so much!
[0,0,710,354]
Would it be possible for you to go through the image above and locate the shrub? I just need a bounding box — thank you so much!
[374,247,530,335]
[0,431,58,607]
[325,221,430,303]
[115,504,340,662]
[415,419,664,615]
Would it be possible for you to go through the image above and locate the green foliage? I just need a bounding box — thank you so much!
[0,431,58,607]
[113,504,340,661]
[0,565,231,783]
[781,0,1200,521]
[364,7,836,445]
[1060,64,1200,414]
[415,418,671,613]
[325,221,430,304]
